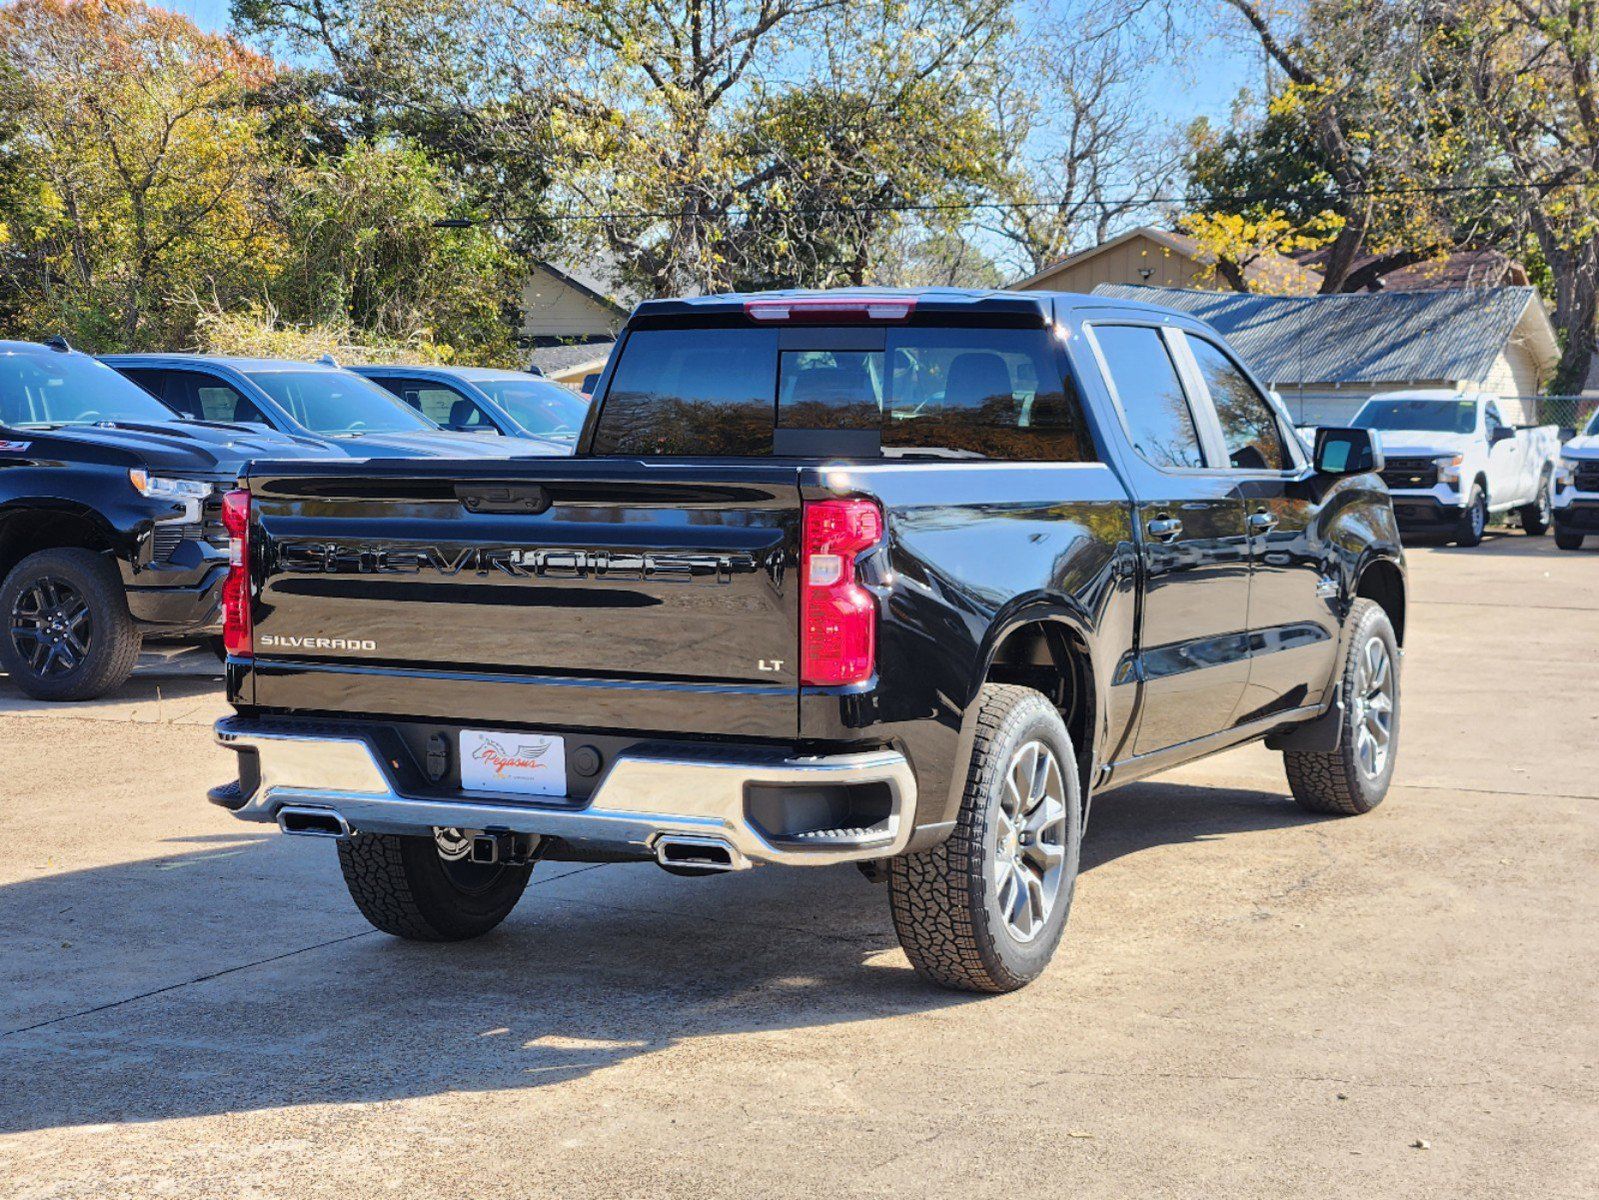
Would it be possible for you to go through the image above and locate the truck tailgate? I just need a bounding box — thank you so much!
[243,461,802,738]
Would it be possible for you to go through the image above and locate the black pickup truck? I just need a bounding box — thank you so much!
[210,289,1407,993]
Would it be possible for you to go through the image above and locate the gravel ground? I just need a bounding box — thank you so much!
[0,533,1595,1199]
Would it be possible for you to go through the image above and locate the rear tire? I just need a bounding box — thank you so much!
[0,548,142,701]
[337,831,533,941]
[1284,599,1400,816]
[888,684,1082,993]
[1555,527,1585,551]
[1518,471,1553,535]
[1452,485,1487,547]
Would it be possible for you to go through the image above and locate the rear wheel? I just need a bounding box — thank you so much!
[1452,485,1487,547]
[337,829,534,940]
[0,548,142,701]
[888,684,1082,993]
[1519,471,1553,535]
[1283,599,1400,815]
[1555,526,1585,551]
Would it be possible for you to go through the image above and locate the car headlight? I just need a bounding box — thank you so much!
[129,469,211,501]
[1433,454,1462,486]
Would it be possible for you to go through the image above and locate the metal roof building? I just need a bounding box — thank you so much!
[1091,284,1561,424]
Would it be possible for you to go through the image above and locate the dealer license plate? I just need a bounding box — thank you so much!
[459,730,567,797]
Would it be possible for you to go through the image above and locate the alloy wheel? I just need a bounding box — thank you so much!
[993,740,1070,942]
[1349,637,1395,779]
[9,576,91,678]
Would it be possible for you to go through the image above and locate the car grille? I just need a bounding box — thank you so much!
[1380,457,1439,490]
[1574,462,1599,493]
[149,489,231,563]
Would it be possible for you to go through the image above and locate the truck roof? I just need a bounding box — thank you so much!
[628,287,1191,324]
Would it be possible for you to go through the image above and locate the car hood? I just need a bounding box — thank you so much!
[1561,433,1599,459]
[1371,432,1475,459]
[6,420,342,478]
[319,430,560,458]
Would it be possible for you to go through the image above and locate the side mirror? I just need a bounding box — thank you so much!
[1490,425,1516,444]
[1559,426,1577,443]
[581,372,602,394]
[1314,427,1385,476]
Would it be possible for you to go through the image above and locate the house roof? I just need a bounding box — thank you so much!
[1091,284,1560,387]
[1013,226,1321,294]
[527,340,615,376]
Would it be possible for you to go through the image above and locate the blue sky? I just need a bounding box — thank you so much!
[163,0,1258,127]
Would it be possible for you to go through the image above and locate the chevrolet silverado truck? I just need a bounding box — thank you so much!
[1554,408,1599,549]
[0,339,355,700]
[1352,390,1561,546]
[209,289,1408,993]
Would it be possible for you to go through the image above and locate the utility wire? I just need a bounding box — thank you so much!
[436,178,1594,227]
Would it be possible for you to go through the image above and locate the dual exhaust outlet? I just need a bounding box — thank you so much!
[275,805,746,874]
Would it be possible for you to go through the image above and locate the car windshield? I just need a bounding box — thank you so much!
[1586,409,1599,437]
[1353,399,1477,434]
[0,351,180,427]
[246,370,436,435]
[476,378,590,439]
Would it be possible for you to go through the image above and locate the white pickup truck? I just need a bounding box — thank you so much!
[1352,390,1562,546]
[1554,408,1599,550]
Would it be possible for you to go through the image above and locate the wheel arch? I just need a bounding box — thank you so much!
[973,603,1102,817]
[1354,554,1406,646]
[0,502,122,583]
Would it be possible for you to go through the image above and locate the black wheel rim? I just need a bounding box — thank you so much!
[10,576,91,678]
[440,857,509,895]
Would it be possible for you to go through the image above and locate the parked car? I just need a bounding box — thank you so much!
[350,365,586,450]
[1553,408,1599,550]
[0,339,346,700]
[1351,390,1561,545]
[207,288,1407,994]
[102,355,563,459]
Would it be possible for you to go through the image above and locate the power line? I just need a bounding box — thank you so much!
[436,178,1594,227]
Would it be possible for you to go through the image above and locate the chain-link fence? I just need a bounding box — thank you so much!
[1500,395,1598,435]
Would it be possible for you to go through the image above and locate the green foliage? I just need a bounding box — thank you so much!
[272,141,522,362]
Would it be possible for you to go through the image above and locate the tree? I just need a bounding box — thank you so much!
[230,0,557,244]
[529,0,1013,296]
[983,12,1182,278]
[270,140,523,360]
[0,0,282,349]
[1441,0,1599,392]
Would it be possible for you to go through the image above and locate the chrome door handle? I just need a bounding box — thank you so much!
[1247,511,1279,532]
[1146,517,1184,542]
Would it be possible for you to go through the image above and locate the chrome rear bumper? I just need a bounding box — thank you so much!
[213,717,917,868]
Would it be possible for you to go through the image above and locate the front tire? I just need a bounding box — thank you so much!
[0,548,142,701]
[337,831,533,940]
[1518,471,1553,536]
[888,684,1082,993]
[1555,527,1585,551]
[1284,599,1400,815]
[1452,485,1487,547]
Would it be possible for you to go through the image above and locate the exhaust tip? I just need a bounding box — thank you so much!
[654,835,744,874]
[276,806,351,839]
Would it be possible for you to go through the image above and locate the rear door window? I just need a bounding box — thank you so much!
[1089,325,1206,470]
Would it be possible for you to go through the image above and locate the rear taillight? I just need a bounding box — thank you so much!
[220,488,252,658]
[800,498,883,686]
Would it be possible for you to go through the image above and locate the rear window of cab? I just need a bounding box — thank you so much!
[591,326,1094,462]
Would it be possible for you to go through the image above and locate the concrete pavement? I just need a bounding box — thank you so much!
[1,534,1595,1198]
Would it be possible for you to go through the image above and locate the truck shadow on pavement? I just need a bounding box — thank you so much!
[0,779,1324,1134]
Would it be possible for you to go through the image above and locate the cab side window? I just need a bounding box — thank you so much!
[1091,325,1205,470]
[1188,337,1289,471]
[163,370,267,425]
[375,378,496,431]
